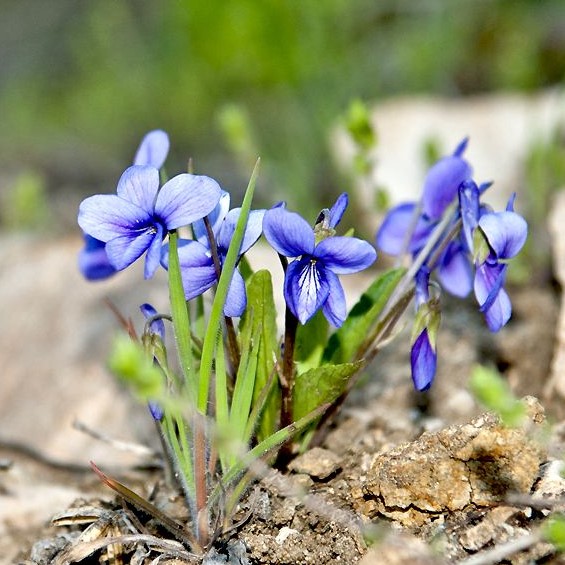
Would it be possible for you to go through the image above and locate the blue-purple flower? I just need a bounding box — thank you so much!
[410,268,440,391]
[377,140,475,297]
[79,130,171,281]
[78,165,222,279]
[263,194,377,327]
[161,191,265,317]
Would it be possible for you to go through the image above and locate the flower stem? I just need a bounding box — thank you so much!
[281,306,298,430]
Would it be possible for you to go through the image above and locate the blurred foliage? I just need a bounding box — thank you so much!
[1,170,50,230]
[0,0,563,224]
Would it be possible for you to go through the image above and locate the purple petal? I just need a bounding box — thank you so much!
[105,229,156,271]
[116,165,160,212]
[483,288,512,332]
[411,329,436,391]
[322,270,347,327]
[155,174,222,230]
[162,239,217,300]
[181,264,216,301]
[474,262,506,310]
[144,223,165,278]
[140,303,165,339]
[459,180,480,252]
[217,208,266,256]
[133,130,170,169]
[148,402,164,421]
[422,156,472,220]
[474,262,511,331]
[263,208,315,257]
[78,235,117,281]
[329,193,349,228]
[164,240,217,300]
[414,267,430,307]
[224,269,247,317]
[314,236,377,274]
[193,190,231,244]
[376,203,433,256]
[437,243,473,298]
[478,211,527,260]
[78,194,153,242]
[284,257,330,324]
[452,137,469,158]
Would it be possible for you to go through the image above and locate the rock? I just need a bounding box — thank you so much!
[359,534,442,565]
[356,402,546,527]
[333,90,565,223]
[457,506,522,551]
[288,447,342,480]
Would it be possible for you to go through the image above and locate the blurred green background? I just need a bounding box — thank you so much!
[0,0,564,232]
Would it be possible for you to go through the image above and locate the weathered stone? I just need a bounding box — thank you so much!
[288,447,342,480]
[359,532,442,565]
[357,403,546,526]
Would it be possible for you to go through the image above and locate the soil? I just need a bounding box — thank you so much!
[3,282,565,565]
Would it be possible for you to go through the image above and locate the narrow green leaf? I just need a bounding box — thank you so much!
[229,324,262,448]
[295,310,329,374]
[167,230,195,398]
[198,159,260,413]
[209,402,330,506]
[323,267,406,364]
[239,269,279,440]
[293,361,364,421]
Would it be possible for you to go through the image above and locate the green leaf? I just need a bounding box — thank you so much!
[322,268,406,364]
[229,324,262,450]
[469,365,527,427]
[295,310,329,374]
[168,230,195,398]
[293,361,364,422]
[239,269,279,440]
[198,159,260,413]
[108,334,164,400]
[542,514,565,552]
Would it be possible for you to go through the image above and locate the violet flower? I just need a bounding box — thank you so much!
[410,268,439,391]
[161,191,265,317]
[79,130,171,281]
[263,194,377,327]
[78,165,222,279]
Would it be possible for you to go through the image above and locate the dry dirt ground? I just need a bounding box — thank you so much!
[2,245,565,564]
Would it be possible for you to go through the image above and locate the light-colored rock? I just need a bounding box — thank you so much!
[356,403,546,527]
[334,90,565,228]
[288,447,342,480]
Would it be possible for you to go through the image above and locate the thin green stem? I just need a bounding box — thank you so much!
[280,305,298,430]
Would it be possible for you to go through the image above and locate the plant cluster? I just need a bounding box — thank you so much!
[77,129,527,554]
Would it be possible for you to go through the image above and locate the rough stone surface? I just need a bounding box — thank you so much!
[287,447,342,480]
[356,400,546,526]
